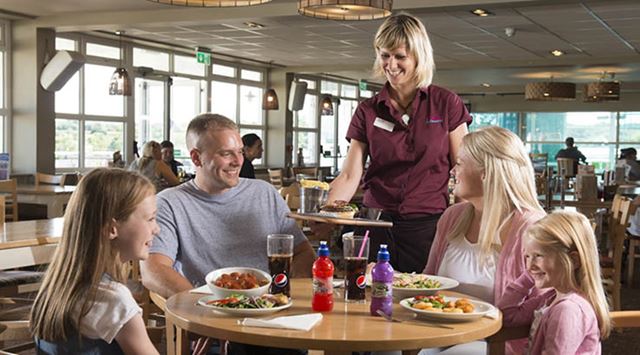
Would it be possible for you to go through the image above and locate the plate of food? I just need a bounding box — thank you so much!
[204,267,271,298]
[392,273,459,300]
[400,295,496,322]
[197,293,292,316]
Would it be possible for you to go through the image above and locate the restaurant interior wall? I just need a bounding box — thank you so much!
[0,20,9,160]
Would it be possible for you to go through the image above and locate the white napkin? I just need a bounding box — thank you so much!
[484,308,500,319]
[237,313,323,332]
[189,285,213,294]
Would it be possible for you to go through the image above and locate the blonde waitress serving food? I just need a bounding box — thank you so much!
[326,13,471,272]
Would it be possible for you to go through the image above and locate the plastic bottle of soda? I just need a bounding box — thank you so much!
[370,244,393,317]
[312,241,334,312]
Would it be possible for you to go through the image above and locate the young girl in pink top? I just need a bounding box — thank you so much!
[515,211,611,354]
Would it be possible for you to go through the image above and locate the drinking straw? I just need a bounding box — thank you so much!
[357,230,370,258]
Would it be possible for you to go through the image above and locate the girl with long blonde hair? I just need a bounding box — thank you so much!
[30,168,160,354]
[424,126,547,354]
[510,211,610,353]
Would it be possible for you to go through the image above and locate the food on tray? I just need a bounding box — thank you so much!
[205,293,290,309]
[393,273,442,289]
[300,179,330,190]
[408,295,475,313]
[213,272,269,290]
[319,200,358,219]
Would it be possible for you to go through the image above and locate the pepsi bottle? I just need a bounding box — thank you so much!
[370,244,393,317]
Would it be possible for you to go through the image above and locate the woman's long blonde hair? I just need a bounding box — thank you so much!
[30,168,155,341]
[447,126,544,258]
[525,211,611,338]
[138,140,161,171]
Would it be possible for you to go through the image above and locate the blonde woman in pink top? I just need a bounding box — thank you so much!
[499,211,611,354]
[423,126,547,354]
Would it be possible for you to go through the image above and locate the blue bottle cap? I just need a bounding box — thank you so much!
[377,244,390,262]
[318,241,330,257]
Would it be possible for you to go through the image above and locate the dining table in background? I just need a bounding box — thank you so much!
[16,185,75,218]
[164,279,502,355]
[0,218,63,270]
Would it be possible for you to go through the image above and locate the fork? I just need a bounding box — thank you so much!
[376,309,454,329]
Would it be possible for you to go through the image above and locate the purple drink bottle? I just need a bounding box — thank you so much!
[370,244,393,317]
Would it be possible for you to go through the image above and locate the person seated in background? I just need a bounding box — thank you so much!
[31,168,160,354]
[555,137,587,164]
[160,140,183,177]
[616,147,640,181]
[240,133,263,179]
[141,114,314,354]
[129,140,180,192]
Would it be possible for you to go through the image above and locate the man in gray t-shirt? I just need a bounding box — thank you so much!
[141,114,315,299]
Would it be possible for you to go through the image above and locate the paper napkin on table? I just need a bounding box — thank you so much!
[189,285,213,294]
[238,313,323,331]
[484,308,500,319]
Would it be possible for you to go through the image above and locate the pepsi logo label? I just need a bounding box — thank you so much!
[273,273,288,287]
[356,275,367,289]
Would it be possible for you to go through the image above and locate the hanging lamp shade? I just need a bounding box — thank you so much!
[321,95,334,115]
[524,82,575,101]
[298,0,392,20]
[262,88,279,110]
[145,0,271,7]
[109,68,132,96]
[583,81,620,102]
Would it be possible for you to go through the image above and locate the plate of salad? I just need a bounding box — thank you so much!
[392,273,459,301]
[197,293,292,316]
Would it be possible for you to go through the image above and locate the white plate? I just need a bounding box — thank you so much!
[197,295,293,317]
[392,274,459,301]
[400,296,496,323]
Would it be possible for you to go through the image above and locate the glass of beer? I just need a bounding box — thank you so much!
[267,234,294,297]
[342,232,369,303]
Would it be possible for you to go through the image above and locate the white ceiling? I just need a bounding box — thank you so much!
[2,0,640,92]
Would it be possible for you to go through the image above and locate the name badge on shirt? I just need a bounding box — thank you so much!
[373,117,394,132]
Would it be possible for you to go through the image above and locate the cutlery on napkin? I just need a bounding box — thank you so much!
[237,313,322,331]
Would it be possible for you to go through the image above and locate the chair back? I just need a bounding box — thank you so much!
[293,167,319,180]
[529,153,548,174]
[267,168,283,189]
[603,195,634,311]
[35,173,66,187]
[280,182,301,211]
[0,179,18,222]
[557,158,577,177]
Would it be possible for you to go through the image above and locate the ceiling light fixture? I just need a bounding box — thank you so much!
[146,0,271,7]
[584,72,620,102]
[262,61,279,110]
[481,83,491,88]
[320,95,334,116]
[298,0,392,21]
[550,49,564,57]
[109,31,131,96]
[471,8,494,17]
[525,81,576,101]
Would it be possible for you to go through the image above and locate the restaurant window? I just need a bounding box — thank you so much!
[241,69,261,82]
[133,47,169,72]
[0,22,9,153]
[84,64,125,117]
[55,119,79,168]
[212,64,235,77]
[239,85,263,126]
[619,112,640,143]
[211,81,237,121]
[55,37,76,51]
[135,78,165,145]
[294,94,318,166]
[469,112,518,133]
[174,54,205,77]
[86,42,120,60]
[170,77,207,171]
[84,121,124,168]
[55,71,80,114]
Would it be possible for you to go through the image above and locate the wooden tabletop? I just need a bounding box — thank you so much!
[0,218,64,250]
[17,185,75,195]
[165,279,501,353]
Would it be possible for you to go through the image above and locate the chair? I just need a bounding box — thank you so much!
[529,153,548,174]
[267,168,283,189]
[626,210,640,286]
[35,173,67,187]
[486,310,640,355]
[601,196,633,311]
[293,166,319,180]
[279,182,301,212]
[556,157,577,178]
[0,180,18,222]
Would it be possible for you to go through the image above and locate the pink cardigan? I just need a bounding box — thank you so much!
[423,202,548,354]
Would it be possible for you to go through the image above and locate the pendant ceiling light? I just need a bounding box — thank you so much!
[146,0,271,7]
[298,0,392,21]
[321,95,334,116]
[584,72,620,102]
[524,81,575,101]
[262,61,279,110]
[109,31,132,96]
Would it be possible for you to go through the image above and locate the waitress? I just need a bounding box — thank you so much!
[327,13,471,273]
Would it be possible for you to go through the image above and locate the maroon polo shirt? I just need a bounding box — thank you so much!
[346,83,472,215]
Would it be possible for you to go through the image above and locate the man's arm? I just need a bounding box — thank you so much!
[140,254,194,299]
[291,241,315,278]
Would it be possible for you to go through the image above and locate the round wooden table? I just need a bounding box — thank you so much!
[165,279,502,355]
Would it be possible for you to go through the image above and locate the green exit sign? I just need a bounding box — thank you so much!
[196,51,211,65]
